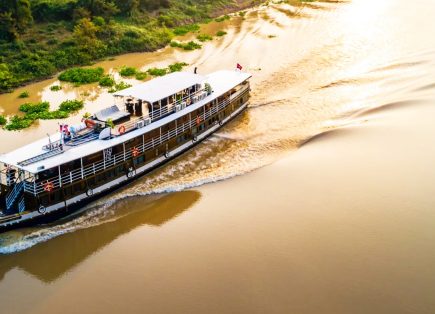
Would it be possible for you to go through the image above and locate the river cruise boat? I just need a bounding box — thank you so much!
[0,70,251,232]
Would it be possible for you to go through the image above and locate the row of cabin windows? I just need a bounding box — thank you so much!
[37,92,243,182]
[150,84,201,111]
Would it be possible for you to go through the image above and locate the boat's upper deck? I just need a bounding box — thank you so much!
[0,70,251,174]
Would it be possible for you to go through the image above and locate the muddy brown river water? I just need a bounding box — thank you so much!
[2,0,435,313]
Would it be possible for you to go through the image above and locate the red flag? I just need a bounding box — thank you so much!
[236,63,243,70]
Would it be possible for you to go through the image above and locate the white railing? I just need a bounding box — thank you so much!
[23,89,248,196]
[118,89,209,135]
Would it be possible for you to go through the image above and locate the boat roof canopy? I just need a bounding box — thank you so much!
[114,72,206,103]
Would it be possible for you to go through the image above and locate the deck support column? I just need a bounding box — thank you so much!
[80,158,84,179]
[58,166,62,188]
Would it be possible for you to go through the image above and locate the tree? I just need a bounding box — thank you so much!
[114,0,139,16]
[0,63,17,92]
[73,18,106,58]
[15,0,33,31]
[0,0,33,40]
[0,12,17,40]
[77,0,119,19]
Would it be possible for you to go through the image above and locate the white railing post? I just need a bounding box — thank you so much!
[58,166,62,188]
[81,158,84,179]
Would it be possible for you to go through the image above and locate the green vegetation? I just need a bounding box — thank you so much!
[216,30,227,37]
[50,85,62,91]
[147,67,167,77]
[146,62,188,77]
[197,34,213,42]
[59,67,104,84]
[215,15,231,22]
[58,99,84,112]
[18,91,29,98]
[106,118,114,128]
[5,116,35,131]
[19,101,49,114]
[168,62,188,72]
[173,24,200,36]
[1,0,252,93]
[108,81,132,93]
[135,71,147,80]
[4,99,84,130]
[99,74,115,87]
[119,66,136,77]
[0,115,6,126]
[170,40,202,50]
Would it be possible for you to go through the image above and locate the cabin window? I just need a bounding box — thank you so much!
[39,167,58,181]
[112,144,124,155]
[124,138,139,150]
[161,97,168,107]
[83,152,103,166]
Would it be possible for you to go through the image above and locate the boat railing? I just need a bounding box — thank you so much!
[119,89,209,135]
[23,89,248,195]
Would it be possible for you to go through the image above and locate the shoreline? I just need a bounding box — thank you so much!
[0,0,266,95]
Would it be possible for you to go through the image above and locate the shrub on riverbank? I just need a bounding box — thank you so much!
[0,116,6,126]
[59,67,104,85]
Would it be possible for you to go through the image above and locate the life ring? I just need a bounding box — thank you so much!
[192,135,198,143]
[132,147,139,157]
[84,119,96,129]
[165,152,170,158]
[86,188,93,197]
[118,125,126,134]
[38,205,46,214]
[127,167,135,178]
[43,181,54,192]
[219,120,223,126]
